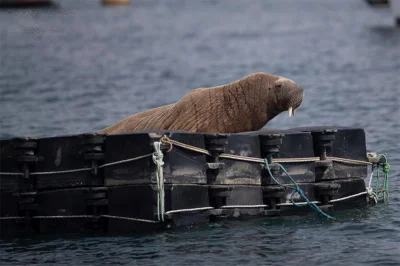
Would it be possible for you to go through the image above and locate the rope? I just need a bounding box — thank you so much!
[0,172,24,176]
[98,154,153,168]
[219,153,264,163]
[220,204,268,209]
[165,207,214,214]
[264,158,335,220]
[367,170,378,204]
[160,135,371,165]
[277,201,321,206]
[30,168,91,175]
[100,215,159,224]
[32,215,95,219]
[0,216,27,220]
[152,141,165,221]
[0,154,153,176]
[0,136,373,177]
[273,157,320,163]
[327,156,372,166]
[160,135,211,156]
[218,154,371,166]
[0,215,95,220]
[0,215,159,223]
[328,191,369,203]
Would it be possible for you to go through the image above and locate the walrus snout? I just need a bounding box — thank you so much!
[274,77,304,117]
[288,90,303,117]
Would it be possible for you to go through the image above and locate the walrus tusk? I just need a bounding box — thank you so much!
[288,106,293,117]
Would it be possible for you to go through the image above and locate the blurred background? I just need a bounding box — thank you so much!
[0,0,399,265]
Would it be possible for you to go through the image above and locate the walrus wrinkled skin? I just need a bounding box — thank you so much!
[98,72,304,134]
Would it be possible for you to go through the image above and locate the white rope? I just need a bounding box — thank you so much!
[32,215,95,219]
[0,154,153,176]
[328,191,369,203]
[276,201,321,206]
[30,168,91,175]
[0,215,160,223]
[0,216,27,220]
[0,172,23,176]
[368,169,374,188]
[364,166,379,203]
[366,170,378,203]
[98,154,153,168]
[220,204,268,209]
[0,215,95,220]
[100,214,159,224]
[165,207,214,214]
[152,141,165,221]
[366,188,378,204]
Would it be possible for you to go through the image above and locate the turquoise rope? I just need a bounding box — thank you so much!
[264,158,335,220]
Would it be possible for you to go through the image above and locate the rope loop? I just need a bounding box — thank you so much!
[160,135,211,156]
[160,135,173,152]
[366,187,378,204]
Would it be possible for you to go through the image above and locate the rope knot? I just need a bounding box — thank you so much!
[382,163,390,173]
[366,187,378,204]
[152,142,164,166]
[160,135,173,152]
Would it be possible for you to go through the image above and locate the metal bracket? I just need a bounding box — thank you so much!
[81,134,105,176]
[15,191,38,218]
[260,134,283,163]
[12,138,39,180]
[315,182,340,204]
[315,130,336,160]
[262,186,285,209]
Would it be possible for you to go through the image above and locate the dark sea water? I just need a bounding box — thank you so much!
[0,0,399,265]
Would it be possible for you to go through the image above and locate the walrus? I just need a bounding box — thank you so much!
[98,72,304,134]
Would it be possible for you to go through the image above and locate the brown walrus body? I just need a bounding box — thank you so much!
[98,72,304,134]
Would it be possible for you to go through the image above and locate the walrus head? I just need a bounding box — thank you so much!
[273,77,304,117]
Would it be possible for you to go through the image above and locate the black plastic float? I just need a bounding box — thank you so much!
[0,126,389,237]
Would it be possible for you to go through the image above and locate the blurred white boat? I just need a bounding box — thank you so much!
[365,0,400,25]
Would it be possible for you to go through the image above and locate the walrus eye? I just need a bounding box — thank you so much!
[276,84,282,88]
